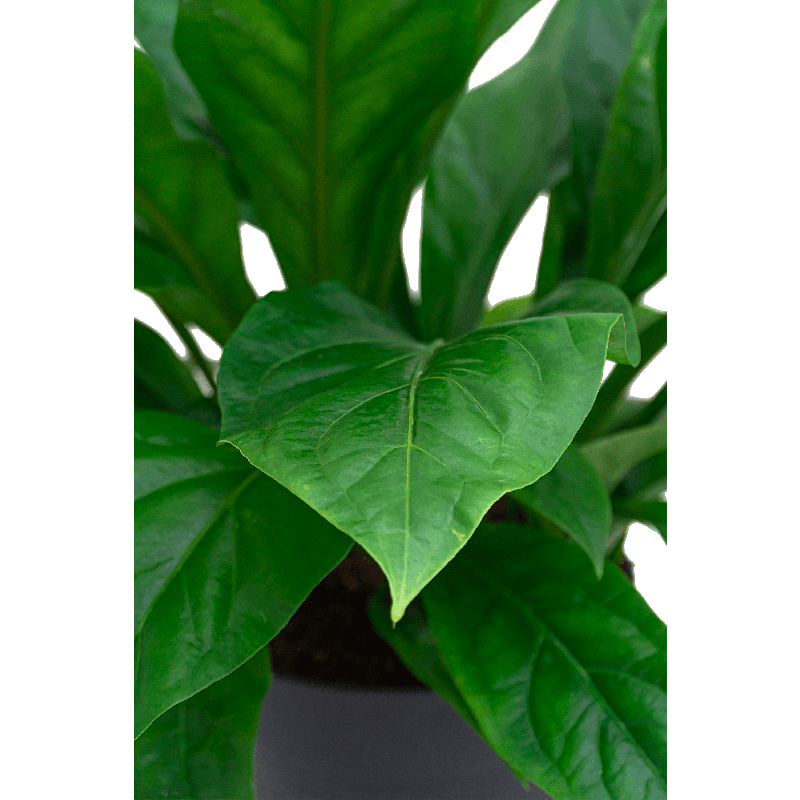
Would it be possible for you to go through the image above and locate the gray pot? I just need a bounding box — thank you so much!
[255,675,551,800]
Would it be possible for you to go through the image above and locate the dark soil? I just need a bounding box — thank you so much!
[269,547,426,688]
[269,496,629,688]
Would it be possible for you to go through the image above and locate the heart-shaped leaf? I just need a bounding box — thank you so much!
[173,0,541,306]
[135,49,255,343]
[135,411,351,737]
[513,446,612,578]
[218,281,621,621]
[135,648,270,799]
[423,523,667,800]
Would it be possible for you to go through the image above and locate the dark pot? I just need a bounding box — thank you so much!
[254,675,552,800]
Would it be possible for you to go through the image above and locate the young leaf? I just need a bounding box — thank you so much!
[586,0,667,287]
[535,0,655,290]
[419,0,579,340]
[218,281,620,622]
[423,523,667,800]
[134,320,216,425]
[135,648,270,799]
[532,279,641,367]
[173,0,540,307]
[513,446,612,578]
[581,419,667,489]
[134,49,255,342]
[135,412,351,737]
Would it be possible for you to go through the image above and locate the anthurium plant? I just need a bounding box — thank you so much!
[134,0,667,797]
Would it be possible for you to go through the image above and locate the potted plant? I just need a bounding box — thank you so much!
[134,0,667,797]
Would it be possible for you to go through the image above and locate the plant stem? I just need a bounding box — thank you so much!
[164,311,217,391]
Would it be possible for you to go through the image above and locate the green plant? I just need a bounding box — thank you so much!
[134,0,667,796]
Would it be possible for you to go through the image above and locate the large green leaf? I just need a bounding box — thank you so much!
[536,0,653,291]
[581,419,667,489]
[419,0,580,340]
[424,523,667,800]
[513,446,611,578]
[173,0,540,307]
[586,0,667,287]
[134,648,270,799]
[532,279,641,367]
[134,49,255,343]
[134,411,351,737]
[218,281,620,622]
[134,320,216,426]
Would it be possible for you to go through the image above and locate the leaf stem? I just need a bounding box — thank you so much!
[164,311,217,392]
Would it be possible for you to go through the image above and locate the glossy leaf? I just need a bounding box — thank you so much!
[134,320,213,423]
[174,0,540,307]
[134,411,351,736]
[134,49,255,343]
[532,279,641,367]
[419,0,579,340]
[513,446,612,578]
[134,0,209,139]
[586,0,667,287]
[424,523,667,799]
[134,648,270,799]
[614,498,666,543]
[218,281,621,622]
[581,419,667,489]
[536,0,654,289]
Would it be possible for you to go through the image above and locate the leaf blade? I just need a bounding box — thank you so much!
[586,0,668,287]
[424,523,667,799]
[419,0,587,340]
[134,49,255,342]
[513,446,612,578]
[218,282,620,622]
[134,648,270,799]
[134,411,351,737]
[173,0,541,308]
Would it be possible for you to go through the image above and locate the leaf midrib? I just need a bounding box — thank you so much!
[313,0,331,281]
[400,341,442,615]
